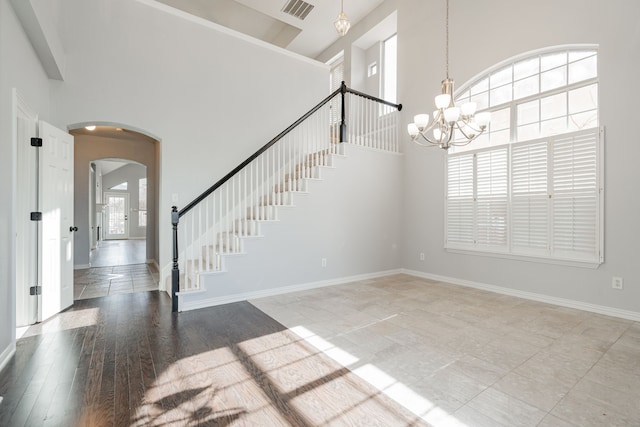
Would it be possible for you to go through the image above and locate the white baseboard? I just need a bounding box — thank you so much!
[402,269,640,322]
[0,342,16,374]
[179,269,402,312]
[74,264,90,270]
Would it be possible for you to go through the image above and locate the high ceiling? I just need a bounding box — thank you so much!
[154,0,386,58]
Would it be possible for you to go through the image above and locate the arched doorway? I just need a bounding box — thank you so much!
[69,125,160,300]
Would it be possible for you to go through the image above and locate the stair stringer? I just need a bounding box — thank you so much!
[178,144,404,312]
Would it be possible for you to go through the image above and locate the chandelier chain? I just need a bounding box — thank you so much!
[445,0,449,78]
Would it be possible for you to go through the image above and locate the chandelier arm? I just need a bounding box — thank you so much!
[412,135,438,147]
[421,118,441,134]
[454,126,477,141]
[450,139,474,147]
[458,118,484,133]
[454,121,486,141]
[418,132,438,145]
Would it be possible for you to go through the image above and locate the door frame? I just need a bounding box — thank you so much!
[14,90,38,327]
[104,191,130,240]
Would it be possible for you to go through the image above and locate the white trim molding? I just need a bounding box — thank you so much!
[178,269,402,312]
[0,342,16,374]
[402,269,640,322]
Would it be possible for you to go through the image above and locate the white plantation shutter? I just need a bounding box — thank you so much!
[511,141,549,255]
[476,149,509,249]
[446,154,474,247]
[551,131,599,261]
[445,128,601,264]
[330,61,344,92]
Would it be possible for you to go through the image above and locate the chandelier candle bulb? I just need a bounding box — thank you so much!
[475,112,491,127]
[408,123,420,138]
[435,94,451,109]
[460,102,477,117]
[414,114,430,130]
[444,107,461,123]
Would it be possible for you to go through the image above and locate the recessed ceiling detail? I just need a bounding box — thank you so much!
[281,0,314,20]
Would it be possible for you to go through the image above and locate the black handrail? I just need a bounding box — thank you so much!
[178,84,401,218]
[346,86,403,110]
[171,82,401,311]
[179,86,342,218]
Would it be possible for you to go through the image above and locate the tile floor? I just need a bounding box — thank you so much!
[73,263,160,300]
[251,274,640,427]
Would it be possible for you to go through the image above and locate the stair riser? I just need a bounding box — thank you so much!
[274,179,306,193]
[261,192,292,206]
[246,205,277,220]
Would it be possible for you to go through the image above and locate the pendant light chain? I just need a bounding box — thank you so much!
[445,0,449,79]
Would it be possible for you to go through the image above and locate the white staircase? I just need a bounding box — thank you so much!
[178,147,341,291]
[170,87,402,311]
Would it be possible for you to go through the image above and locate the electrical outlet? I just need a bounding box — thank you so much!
[612,276,624,290]
[419,252,425,261]
[321,258,327,268]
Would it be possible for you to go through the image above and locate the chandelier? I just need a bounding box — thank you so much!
[334,0,350,36]
[407,0,490,149]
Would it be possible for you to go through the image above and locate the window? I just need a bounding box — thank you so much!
[368,62,377,77]
[138,178,147,227]
[445,46,602,266]
[382,34,397,104]
[453,48,598,152]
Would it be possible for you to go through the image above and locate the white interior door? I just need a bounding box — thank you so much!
[39,121,74,322]
[104,192,129,239]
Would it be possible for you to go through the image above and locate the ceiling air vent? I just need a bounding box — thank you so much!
[281,0,314,20]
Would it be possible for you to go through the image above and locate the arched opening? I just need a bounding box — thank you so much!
[69,125,161,299]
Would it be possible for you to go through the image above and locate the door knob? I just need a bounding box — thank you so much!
[70,226,78,232]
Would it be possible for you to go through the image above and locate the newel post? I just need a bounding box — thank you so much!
[340,80,347,143]
[171,206,180,312]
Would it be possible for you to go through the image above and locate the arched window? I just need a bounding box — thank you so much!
[454,46,598,151]
[445,46,603,266]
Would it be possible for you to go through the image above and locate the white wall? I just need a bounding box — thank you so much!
[398,0,640,314]
[49,0,329,287]
[0,0,51,368]
[363,42,382,97]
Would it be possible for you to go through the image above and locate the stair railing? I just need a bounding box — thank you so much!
[170,82,402,311]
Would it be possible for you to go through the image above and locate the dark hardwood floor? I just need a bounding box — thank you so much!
[0,291,425,426]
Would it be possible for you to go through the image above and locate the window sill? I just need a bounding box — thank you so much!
[445,247,602,269]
